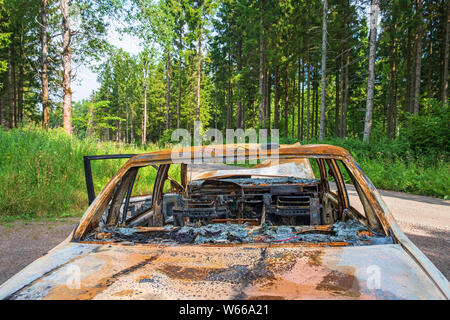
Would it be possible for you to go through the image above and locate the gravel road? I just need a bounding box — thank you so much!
[347,186,450,280]
[0,189,448,286]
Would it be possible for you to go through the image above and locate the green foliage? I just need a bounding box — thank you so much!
[0,125,159,220]
[1,0,449,218]
[0,127,448,223]
[280,136,449,199]
[401,99,450,155]
[73,100,125,139]
[0,0,9,76]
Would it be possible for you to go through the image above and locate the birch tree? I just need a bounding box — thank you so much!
[363,0,379,143]
[319,0,327,141]
[60,0,72,134]
[41,0,49,129]
[413,0,423,116]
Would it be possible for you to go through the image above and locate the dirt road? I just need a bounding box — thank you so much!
[347,187,450,280]
[0,189,448,286]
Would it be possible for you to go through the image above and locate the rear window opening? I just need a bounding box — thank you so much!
[81,158,393,246]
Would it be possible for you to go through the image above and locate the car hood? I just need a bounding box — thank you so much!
[0,241,446,300]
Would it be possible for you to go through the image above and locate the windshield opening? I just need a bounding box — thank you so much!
[81,158,392,246]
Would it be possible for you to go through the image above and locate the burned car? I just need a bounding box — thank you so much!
[0,144,448,299]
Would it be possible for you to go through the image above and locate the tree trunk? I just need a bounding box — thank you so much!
[442,2,450,105]
[386,21,398,139]
[274,65,279,129]
[334,64,340,137]
[196,35,202,121]
[18,27,24,124]
[319,0,328,141]
[87,103,94,138]
[405,27,413,112]
[41,0,50,129]
[142,83,147,145]
[214,81,218,128]
[284,69,289,137]
[242,97,246,130]
[227,79,232,129]
[166,50,171,130]
[306,58,311,141]
[236,40,242,129]
[413,0,423,115]
[297,58,301,140]
[339,54,344,138]
[60,0,72,135]
[311,69,315,137]
[315,74,319,138]
[342,53,349,138]
[363,0,378,142]
[126,103,129,143]
[131,108,134,144]
[177,27,182,128]
[227,49,232,129]
[301,59,305,140]
[258,0,265,127]
[264,64,268,120]
[8,47,15,129]
[266,69,271,131]
[291,75,295,137]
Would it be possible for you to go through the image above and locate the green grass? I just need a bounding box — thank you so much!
[1,127,448,222]
[281,136,450,199]
[0,126,159,221]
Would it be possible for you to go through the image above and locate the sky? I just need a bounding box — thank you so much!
[71,4,376,102]
[71,28,142,102]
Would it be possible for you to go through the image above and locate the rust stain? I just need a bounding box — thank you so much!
[357,230,373,237]
[158,265,225,281]
[113,289,136,297]
[95,232,111,240]
[245,277,361,300]
[247,295,285,300]
[316,270,361,298]
[44,254,160,300]
[303,250,323,267]
[265,252,300,273]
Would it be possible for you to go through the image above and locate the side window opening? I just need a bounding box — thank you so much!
[320,159,349,224]
[102,165,158,227]
[84,157,391,245]
[125,165,158,222]
[163,164,184,193]
[338,160,385,233]
[336,161,366,219]
[131,165,158,197]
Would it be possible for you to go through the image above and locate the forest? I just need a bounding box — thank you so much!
[0,0,449,219]
[0,0,447,145]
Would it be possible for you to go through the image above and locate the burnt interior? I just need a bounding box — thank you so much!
[82,158,392,245]
[171,177,323,227]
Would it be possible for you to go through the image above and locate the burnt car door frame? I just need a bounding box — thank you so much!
[316,158,350,222]
[83,154,137,206]
[84,154,162,227]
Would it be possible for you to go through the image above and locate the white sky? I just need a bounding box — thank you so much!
[71,28,142,102]
[71,3,376,102]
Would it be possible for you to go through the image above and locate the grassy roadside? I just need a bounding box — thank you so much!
[281,136,449,199]
[0,126,159,222]
[1,127,448,222]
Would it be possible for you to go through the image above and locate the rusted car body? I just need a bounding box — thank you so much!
[0,144,448,300]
